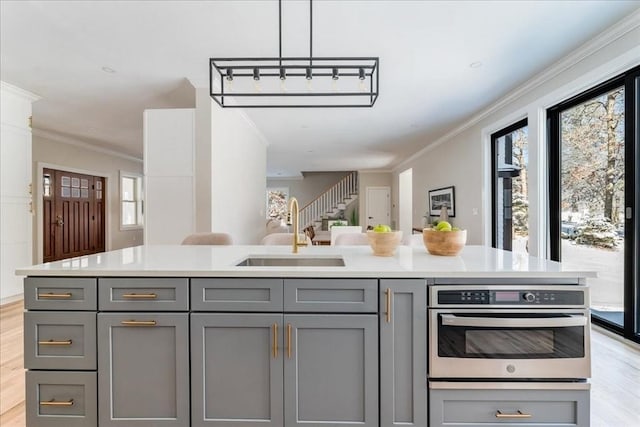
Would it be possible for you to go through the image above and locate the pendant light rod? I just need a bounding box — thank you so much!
[278,0,282,65]
[309,0,313,67]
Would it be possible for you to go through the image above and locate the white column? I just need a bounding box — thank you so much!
[143,109,195,245]
[1,81,39,301]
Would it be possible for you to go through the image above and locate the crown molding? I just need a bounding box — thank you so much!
[33,128,143,164]
[1,81,40,102]
[393,9,640,172]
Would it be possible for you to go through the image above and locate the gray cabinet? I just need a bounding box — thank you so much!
[190,277,379,427]
[284,314,378,427]
[429,382,590,427]
[191,313,284,426]
[98,313,190,427]
[99,277,189,311]
[24,277,98,427]
[380,279,427,426]
[26,370,97,427]
[24,311,96,370]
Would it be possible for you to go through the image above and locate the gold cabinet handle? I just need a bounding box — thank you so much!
[287,323,292,359]
[272,323,278,359]
[40,399,74,407]
[122,293,157,299]
[495,410,532,419]
[38,292,72,299]
[385,288,392,323]
[38,339,72,346]
[120,320,157,326]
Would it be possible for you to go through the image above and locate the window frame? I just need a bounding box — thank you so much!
[491,118,528,251]
[120,171,143,230]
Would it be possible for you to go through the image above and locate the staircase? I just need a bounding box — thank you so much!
[299,171,359,229]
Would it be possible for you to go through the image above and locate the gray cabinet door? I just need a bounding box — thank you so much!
[284,279,378,313]
[380,279,428,426]
[191,313,283,427]
[98,313,189,427]
[284,314,378,427]
[191,278,283,312]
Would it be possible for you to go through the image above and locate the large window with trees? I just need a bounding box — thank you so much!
[548,66,639,343]
[491,119,528,254]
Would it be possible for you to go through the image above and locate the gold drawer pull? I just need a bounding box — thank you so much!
[38,339,73,346]
[40,399,74,407]
[120,320,157,326]
[122,293,157,299]
[38,292,72,299]
[287,323,292,359]
[495,410,532,419]
[272,323,278,359]
[385,288,392,323]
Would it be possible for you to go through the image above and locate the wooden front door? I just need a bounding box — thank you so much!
[43,168,106,262]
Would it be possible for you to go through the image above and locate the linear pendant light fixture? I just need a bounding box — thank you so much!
[210,0,379,108]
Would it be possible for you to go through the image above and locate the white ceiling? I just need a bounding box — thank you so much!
[1,1,638,177]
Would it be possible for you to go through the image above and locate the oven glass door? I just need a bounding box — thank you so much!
[437,312,586,359]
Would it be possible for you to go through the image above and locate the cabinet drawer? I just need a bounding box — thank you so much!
[24,277,97,311]
[191,278,284,311]
[99,278,189,311]
[24,312,96,370]
[429,382,590,427]
[26,370,97,427]
[284,279,378,312]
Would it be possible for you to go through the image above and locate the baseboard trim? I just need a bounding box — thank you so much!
[0,294,23,307]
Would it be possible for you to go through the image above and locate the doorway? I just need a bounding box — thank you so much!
[43,168,106,262]
[548,65,639,343]
[366,186,390,228]
[398,169,413,239]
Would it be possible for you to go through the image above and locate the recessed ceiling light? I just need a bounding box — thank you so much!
[469,61,483,69]
[101,66,116,74]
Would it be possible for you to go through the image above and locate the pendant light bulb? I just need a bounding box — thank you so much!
[305,67,313,91]
[253,68,260,81]
[332,68,339,80]
[225,68,233,91]
[358,68,366,92]
[279,67,286,81]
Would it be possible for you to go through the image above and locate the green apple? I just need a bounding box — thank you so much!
[373,224,392,233]
[435,221,452,231]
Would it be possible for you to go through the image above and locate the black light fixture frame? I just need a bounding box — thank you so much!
[209,0,379,108]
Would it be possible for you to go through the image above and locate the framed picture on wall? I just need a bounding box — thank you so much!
[428,186,455,217]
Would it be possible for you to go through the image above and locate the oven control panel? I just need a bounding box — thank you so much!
[437,289,585,305]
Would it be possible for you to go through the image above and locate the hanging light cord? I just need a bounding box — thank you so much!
[277,0,314,67]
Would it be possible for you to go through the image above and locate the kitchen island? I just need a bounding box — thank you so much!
[18,244,595,427]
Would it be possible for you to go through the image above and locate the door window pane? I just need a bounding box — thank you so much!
[561,86,625,326]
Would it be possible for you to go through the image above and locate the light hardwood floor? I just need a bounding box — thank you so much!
[1,300,639,426]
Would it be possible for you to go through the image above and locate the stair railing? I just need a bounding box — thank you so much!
[299,171,358,229]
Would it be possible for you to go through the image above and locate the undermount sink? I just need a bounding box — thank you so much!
[236,256,345,267]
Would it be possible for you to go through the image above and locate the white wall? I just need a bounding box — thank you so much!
[1,82,38,301]
[392,16,640,255]
[32,131,144,258]
[208,94,268,244]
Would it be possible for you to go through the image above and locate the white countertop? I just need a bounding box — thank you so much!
[16,245,597,279]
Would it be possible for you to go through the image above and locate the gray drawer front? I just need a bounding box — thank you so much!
[191,278,284,311]
[24,277,97,311]
[24,312,96,370]
[26,370,97,427]
[99,278,189,311]
[284,279,378,312]
[430,387,590,427]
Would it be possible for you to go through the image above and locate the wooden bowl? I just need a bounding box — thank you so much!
[366,230,403,257]
[422,229,467,256]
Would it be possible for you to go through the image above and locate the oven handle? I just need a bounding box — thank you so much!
[440,314,587,328]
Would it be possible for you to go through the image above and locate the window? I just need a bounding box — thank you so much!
[266,187,289,220]
[120,172,143,229]
[491,119,529,254]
